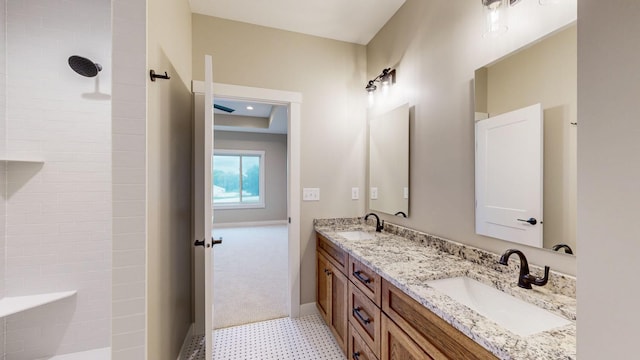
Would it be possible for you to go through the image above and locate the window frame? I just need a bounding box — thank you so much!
[212,149,266,210]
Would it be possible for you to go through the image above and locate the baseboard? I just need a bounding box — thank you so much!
[213,220,288,228]
[299,302,319,317]
[177,323,194,360]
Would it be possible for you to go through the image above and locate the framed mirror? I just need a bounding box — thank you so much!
[369,103,409,217]
[474,23,577,255]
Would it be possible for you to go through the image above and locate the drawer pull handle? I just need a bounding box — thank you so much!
[352,307,371,325]
[352,352,361,360]
[353,270,371,284]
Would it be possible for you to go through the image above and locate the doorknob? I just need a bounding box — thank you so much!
[517,218,538,225]
[212,237,223,246]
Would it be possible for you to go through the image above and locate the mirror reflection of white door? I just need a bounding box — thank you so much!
[193,54,214,358]
[475,103,543,248]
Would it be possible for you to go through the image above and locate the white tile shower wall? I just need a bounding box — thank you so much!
[111,0,147,359]
[3,0,111,359]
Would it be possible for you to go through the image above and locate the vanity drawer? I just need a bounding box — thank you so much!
[349,282,381,358]
[349,256,382,306]
[349,324,379,360]
[317,232,348,274]
[382,279,497,360]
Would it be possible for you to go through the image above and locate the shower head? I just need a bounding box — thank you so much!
[68,55,103,77]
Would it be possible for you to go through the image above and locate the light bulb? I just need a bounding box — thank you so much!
[483,0,508,37]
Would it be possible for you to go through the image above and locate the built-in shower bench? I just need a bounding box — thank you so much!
[0,291,77,318]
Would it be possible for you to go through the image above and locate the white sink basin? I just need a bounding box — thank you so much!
[427,277,571,336]
[337,231,375,240]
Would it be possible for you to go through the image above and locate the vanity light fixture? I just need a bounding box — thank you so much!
[365,68,396,94]
[365,80,377,93]
[482,0,509,36]
[482,0,557,37]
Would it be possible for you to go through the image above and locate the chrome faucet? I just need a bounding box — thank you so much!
[498,249,549,289]
[364,212,384,232]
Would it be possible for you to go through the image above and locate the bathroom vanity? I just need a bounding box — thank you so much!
[315,218,576,360]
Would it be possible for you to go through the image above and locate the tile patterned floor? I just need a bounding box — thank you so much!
[182,314,345,360]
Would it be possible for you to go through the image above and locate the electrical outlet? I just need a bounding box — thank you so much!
[370,187,378,200]
[351,187,359,200]
[303,188,320,201]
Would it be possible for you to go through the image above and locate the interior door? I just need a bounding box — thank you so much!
[193,54,214,358]
[475,103,543,248]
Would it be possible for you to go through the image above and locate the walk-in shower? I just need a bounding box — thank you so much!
[0,0,112,359]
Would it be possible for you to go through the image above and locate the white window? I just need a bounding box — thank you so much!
[212,150,265,209]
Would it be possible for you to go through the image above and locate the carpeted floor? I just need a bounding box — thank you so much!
[212,225,289,329]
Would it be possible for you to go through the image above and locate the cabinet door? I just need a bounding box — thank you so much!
[317,251,348,355]
[382,315,434,360]
[317,252,331,322]
[330,262,349,355]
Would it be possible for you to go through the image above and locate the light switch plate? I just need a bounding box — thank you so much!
[303,188,320,201]
[370,187,378,200]
[403,187,409,199]
[351,187,359,200]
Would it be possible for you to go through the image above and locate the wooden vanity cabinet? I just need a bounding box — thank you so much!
[382,280,498,360]
[316,232,497,360]
[317,235,349,355]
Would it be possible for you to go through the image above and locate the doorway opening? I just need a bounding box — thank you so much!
[212,97,290,328]
[192,81,302,332]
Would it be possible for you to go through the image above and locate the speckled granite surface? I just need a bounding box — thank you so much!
[314,217,576,360]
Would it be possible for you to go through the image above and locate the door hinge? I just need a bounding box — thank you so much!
[288,217,291,224]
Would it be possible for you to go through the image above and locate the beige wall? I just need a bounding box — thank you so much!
[147,0,193,358]
[193,15,367,305]
[482,25,577,252]
[0,2,5,354]
[366,0,577,275]
[214,131,288,223]
[577,1,640,357]
[0,0,5,301]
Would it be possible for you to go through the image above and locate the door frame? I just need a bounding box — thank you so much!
[192,80,302,317]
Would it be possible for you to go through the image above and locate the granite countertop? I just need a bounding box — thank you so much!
[314,218,576,360]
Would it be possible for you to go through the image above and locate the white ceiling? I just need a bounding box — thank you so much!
[214,99,288,134]
[214,99,273,117]
[189,0,406,45]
